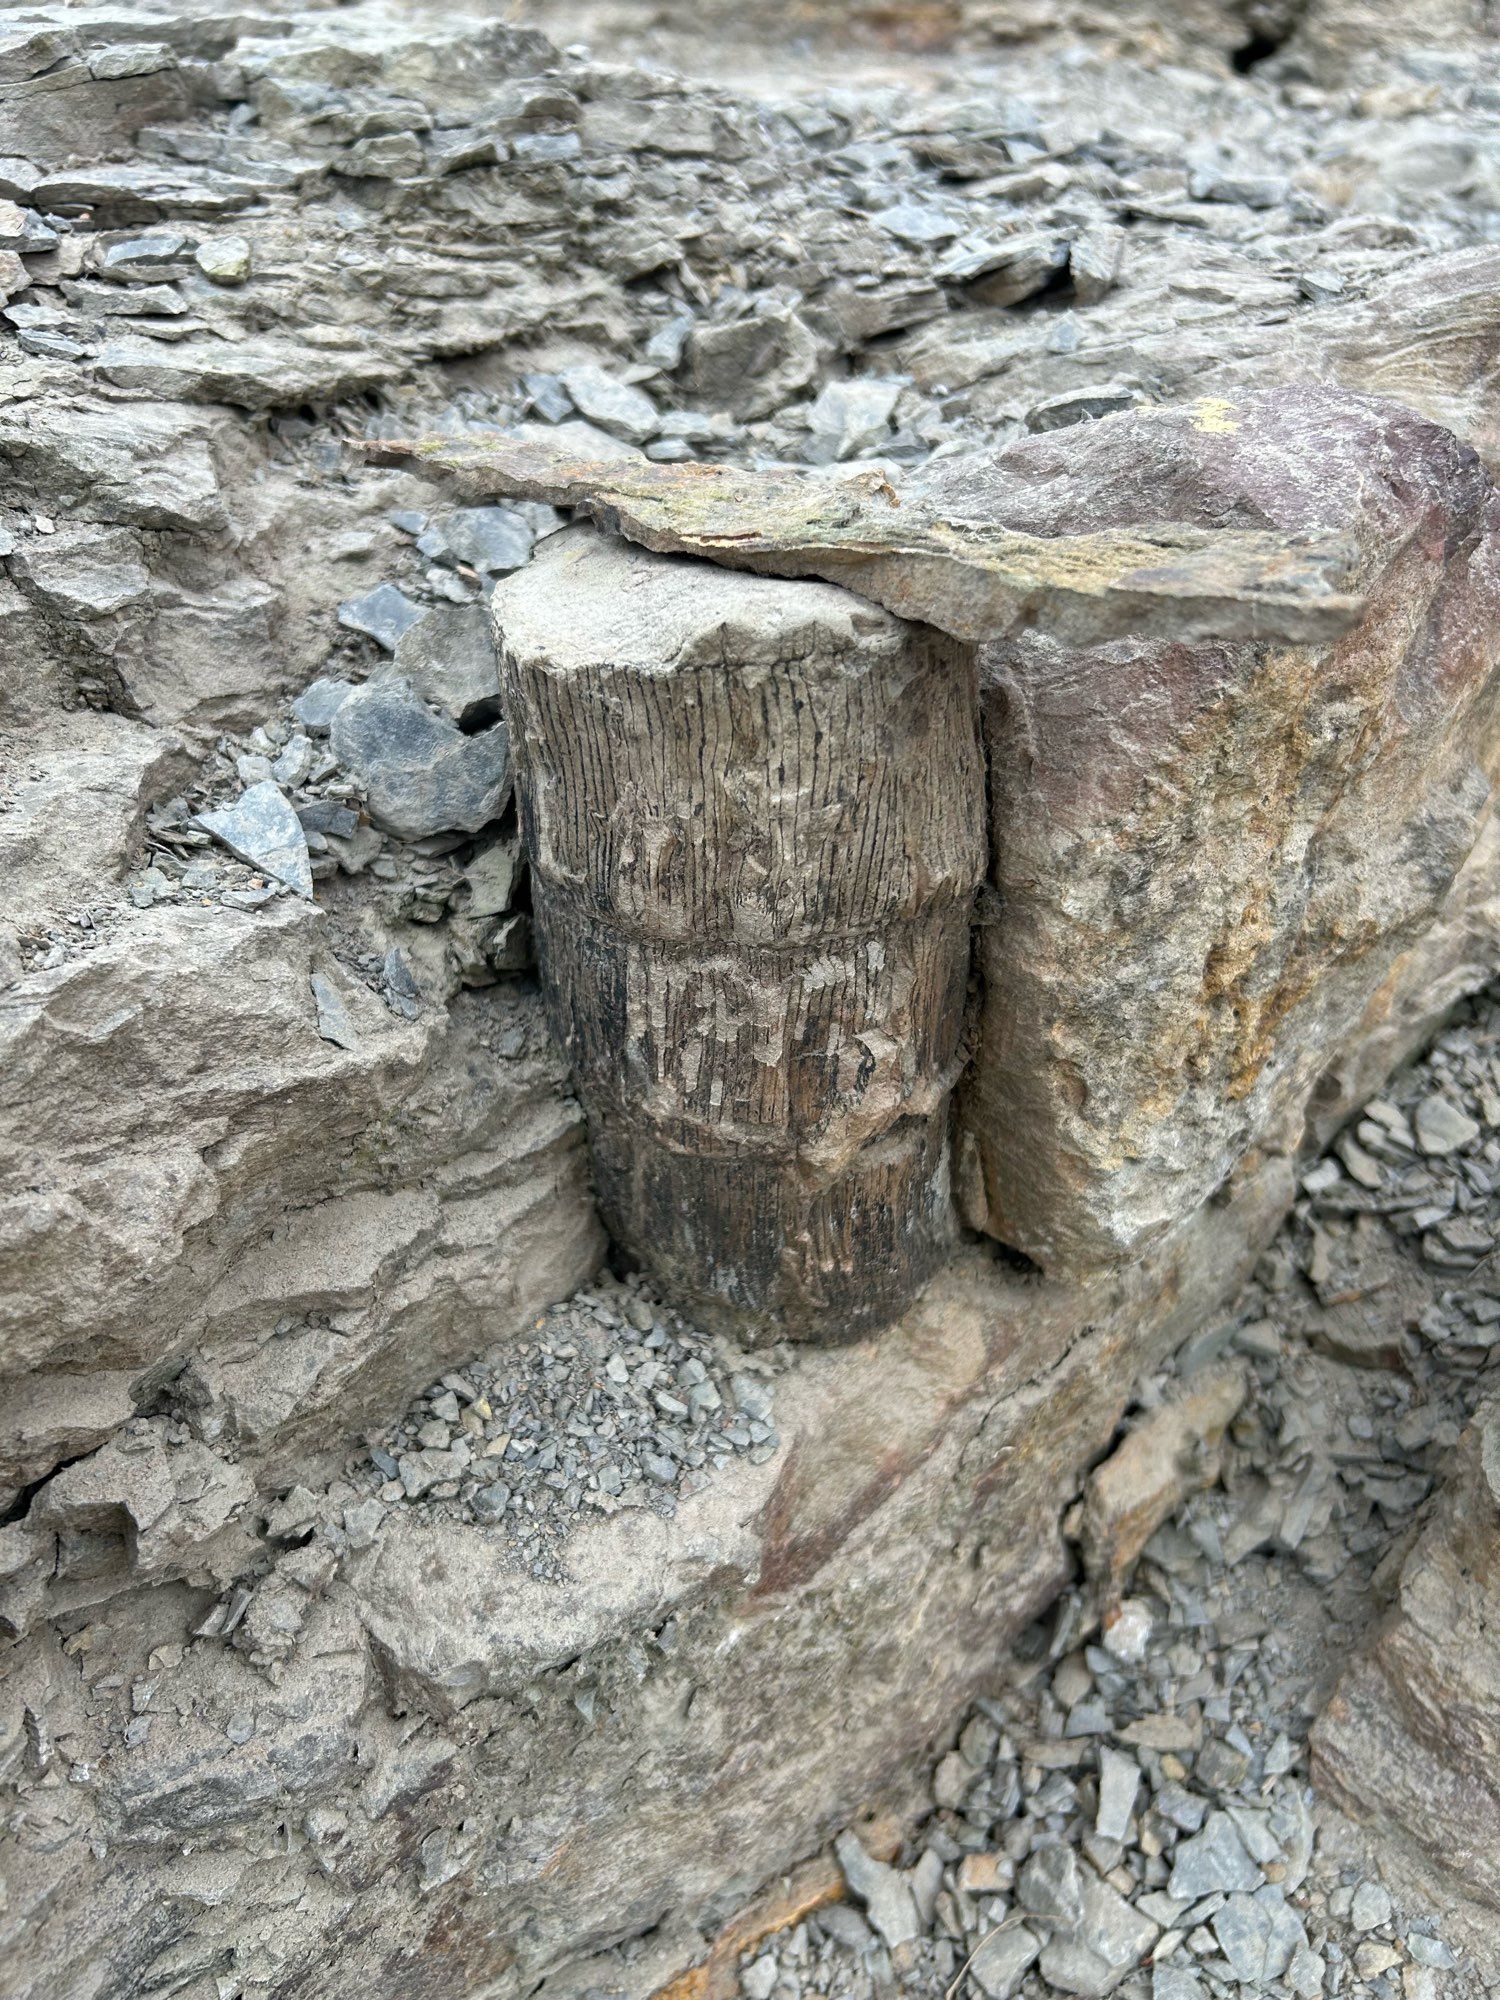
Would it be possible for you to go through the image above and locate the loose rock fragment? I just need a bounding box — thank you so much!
[1018,1843,1160,1995]
[685,306,821,419]
[1413,1093,1480,1155]
[1166,1813,1264,1900]
[1095,1746,1140,1841]
[560,363,659,445]
[337,582,424,652]
[419,507,533,576]
[391,602,502,726]
[310,972,358,1050]
[1081,1368,1247,1584]
[969,1926,1041,1998]
[193,781,313,897]
[194,236,251,283]
[290,677,354,733]
[834,1830,920,1950]
[802,378,902,463]
[329,677,511,840]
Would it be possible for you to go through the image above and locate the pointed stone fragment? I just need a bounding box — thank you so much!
[194,781,312,897]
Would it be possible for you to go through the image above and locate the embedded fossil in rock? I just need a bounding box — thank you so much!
[493,526,985,1339]
[383,385,1500,1322]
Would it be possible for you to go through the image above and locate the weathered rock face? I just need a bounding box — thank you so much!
[5,0,1500,1993]
[939,388,1500,1274]
[0,1156,1293,2000]
[0,906,602,1513]
[493,528,985,1339]
[1312,1400,1500,1910]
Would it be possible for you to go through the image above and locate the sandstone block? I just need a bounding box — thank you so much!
[940,388,1500,1273]
[0,908,602,1512]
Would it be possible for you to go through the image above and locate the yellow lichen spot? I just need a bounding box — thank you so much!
[1193,397,1241,435]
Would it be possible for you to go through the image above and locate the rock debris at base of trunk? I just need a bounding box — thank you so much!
[5,0,1500,1996]
[713,989,1500,2000]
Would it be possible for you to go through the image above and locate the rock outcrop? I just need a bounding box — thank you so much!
[5,0,1500,1993]
[1,1169,1291,2000]
[398,389,1500,1288]
[1313,1400,1500,1912]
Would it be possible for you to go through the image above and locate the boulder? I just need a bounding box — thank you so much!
[936,388,1500,1273]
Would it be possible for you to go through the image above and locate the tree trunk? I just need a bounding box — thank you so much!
[492,526,986,1341]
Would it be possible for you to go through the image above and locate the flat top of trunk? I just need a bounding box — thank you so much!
[492,523,914,673]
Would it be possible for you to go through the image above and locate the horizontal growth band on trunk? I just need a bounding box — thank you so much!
[492,526,986,1339]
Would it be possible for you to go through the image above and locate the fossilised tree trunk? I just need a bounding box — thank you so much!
[492,526,986,1341]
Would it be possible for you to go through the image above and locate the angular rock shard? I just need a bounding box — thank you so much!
[360,432,1367,649]
[193,779,312,897]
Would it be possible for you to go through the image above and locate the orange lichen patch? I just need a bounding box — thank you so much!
[651,1821,903,2000]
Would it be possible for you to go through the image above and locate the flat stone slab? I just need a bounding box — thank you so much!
[192,779,312,896]
[358,430,1367,648]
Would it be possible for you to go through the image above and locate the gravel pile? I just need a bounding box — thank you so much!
[731,995,1500,2000]
[348,1273,778,1581]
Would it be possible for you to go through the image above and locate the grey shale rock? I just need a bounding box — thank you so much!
[310,970,359,1050]
[290,676,355,733]
[419,506,534,576]
[970,1927,1042,1999]
[560,362,659,445]
[1167,1812,1265,1900]
[193,779,313,896]
[391,601,502,727]
[1019,1843,1160,1995]
[1211,1887,1308,1984]
[329,675,511,840]
[835,1829,921,1950]
[1096,1746,1141,1842]
[685,305,822,419]
[337,581,425,652]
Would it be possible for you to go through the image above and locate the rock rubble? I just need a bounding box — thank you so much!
[345,1273,778,1582]
[729,993,1500,2000]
